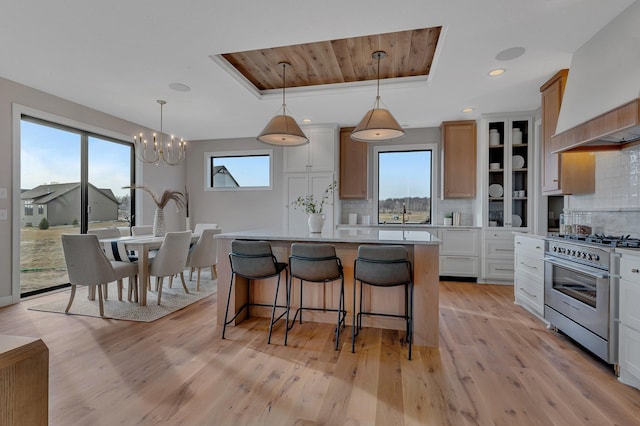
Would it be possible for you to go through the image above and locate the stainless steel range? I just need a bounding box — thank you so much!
[543,234,640,370]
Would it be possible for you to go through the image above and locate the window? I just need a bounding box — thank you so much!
[24,201,33,216]
[206,150,272,191]
[37,205,44,214]
[374,145,433,225]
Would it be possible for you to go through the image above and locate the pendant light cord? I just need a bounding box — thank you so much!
[375,53,381,109]
[281,62,286,112]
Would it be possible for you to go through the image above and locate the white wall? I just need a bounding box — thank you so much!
[556,0,640,134]
[0,76,185,306]
[185,136,285,233]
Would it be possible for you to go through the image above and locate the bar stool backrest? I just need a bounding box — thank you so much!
[290,243,341,282]
[355,245,412,286]
[230,240,278,279]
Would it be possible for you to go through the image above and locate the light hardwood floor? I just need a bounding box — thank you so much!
[1,281,639,425]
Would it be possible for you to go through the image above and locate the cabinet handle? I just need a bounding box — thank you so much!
[519,288,537,299]
[447,229,470,232]
[632,268,640,274]
[516,241,521,245]
[519,261,537,270]
[536,246,541,249]
[495,248,512,252]
[495,268,513,271]
[553,179,558,182]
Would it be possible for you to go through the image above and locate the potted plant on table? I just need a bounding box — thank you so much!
[123,185,185,236]
[291,181,336,233]
[444,212,453,226]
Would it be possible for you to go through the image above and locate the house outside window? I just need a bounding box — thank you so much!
[24,201,33,216]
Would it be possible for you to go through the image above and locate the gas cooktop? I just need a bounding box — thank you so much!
[551,233,640,248]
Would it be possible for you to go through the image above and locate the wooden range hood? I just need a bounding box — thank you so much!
[551,98,640,153]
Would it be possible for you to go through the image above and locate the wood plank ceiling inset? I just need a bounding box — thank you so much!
[221,27,442,91]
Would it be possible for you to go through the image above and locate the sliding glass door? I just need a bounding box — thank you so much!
[20,117,133,296]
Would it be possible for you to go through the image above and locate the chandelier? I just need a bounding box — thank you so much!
[351,51,405,142]
[134,100,186,166]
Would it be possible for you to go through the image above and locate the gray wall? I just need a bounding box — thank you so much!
[0,76,186,305]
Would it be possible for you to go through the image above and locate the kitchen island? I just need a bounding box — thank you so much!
[216,228,441,347]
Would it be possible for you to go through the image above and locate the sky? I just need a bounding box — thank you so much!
[378,150,432,200]
[21,120,132,198]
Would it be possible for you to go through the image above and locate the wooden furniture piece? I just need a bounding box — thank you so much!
[352,245,413,359]
[288,243,347,350]
[440,120,476,199]
[0,335,48,426]
[339,127,368,200]
[99,234,200,306]
[216,228,440,347]
[541,69,595,195]
[514,234,545,319]
[618,248,640,390]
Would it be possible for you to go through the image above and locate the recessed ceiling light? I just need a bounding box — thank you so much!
[302,118,312,123]
[495,47,526,61]
[488,68,505,77]
[462,108,474,113]
[168,83,191,92]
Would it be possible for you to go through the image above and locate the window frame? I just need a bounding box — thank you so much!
[373,143,437,226]
[204,149,273,192]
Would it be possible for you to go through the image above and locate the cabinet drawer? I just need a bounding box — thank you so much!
[514,236,544,255]
[515,251,544,278]
[485,259,514,280]
[440,256,479,277]
[515,272,544,315]
[485,239,515,259]
[440,228,479,256]
[620,254,640,285]
[619,324,640,389]
[620,278,640,332]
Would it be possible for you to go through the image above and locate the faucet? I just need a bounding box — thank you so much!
[402,203,407,224]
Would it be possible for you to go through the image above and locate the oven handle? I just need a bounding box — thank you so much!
[542,257,609,279]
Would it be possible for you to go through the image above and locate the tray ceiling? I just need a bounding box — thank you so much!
[220,27,442,91]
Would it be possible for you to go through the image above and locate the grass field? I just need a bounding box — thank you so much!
[20,221,128,294]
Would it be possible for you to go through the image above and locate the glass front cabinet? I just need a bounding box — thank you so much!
[483,114,533,230]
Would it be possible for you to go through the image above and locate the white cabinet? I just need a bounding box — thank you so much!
[481,114,533,230]
[618,250,640,390]
[284,125,337,173]
[514,234,545,318]
[438,228,480,278]
[482,230,516,283]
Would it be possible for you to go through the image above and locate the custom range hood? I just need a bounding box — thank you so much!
[551,1,640,154]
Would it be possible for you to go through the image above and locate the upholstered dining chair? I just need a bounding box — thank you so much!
[87,227,134,300]
[288,243,347,350]
[193,223,218,234]
[186,228,222,290]
[131,225,154,236]
[352,245,414,360]
[61,234,138,316]
[148,230,192,305]
[222,240,289,345]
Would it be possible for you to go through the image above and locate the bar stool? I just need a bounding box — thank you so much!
[222,240,289,345]
[352,245,414,360]
[288,243,347,350]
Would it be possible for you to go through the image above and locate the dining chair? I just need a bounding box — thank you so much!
[193,223,218,234]
[186,228,222,290]
[352,245,414,360]
[131,225,154,236]
[148,230,192,305]
[288,243,347,350]
[61,234,138,316]
[87,227,135,300]
[222,240,289,345]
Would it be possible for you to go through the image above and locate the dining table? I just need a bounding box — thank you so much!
[99,233,200,306]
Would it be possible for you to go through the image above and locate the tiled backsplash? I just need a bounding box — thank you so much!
[568,145,640,237]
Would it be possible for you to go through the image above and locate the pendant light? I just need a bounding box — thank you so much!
[351,51,405,142]
[257,62,309,146]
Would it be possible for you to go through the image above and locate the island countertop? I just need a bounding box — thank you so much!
[216,228,440,347]
[215,228,441,245]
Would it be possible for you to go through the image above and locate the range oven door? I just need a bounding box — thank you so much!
[544,257,610,339]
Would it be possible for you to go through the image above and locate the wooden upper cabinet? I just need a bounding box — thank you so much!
[441,120,476,199]
[540,69,595,195]
[339,127,368,200]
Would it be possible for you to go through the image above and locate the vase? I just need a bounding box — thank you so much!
[444,217,453,226]
[308,213,325,233]
[153,207,166,237]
